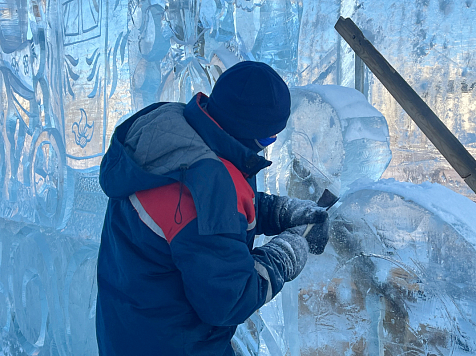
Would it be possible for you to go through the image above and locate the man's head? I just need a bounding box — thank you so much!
[207,61,291,140]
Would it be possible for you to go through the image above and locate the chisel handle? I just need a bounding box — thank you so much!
[302,224,315,238]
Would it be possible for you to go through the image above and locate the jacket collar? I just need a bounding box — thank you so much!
[183,93,272,177]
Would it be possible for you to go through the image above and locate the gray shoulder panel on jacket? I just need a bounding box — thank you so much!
[124,102,219,174]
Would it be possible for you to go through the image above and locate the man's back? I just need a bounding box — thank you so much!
[96,62,326,356]
[97,197,237,355]
[96,100,265,355]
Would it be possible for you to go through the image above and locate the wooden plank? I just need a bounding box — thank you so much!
[354,55,365,95]
[335,16,476,195]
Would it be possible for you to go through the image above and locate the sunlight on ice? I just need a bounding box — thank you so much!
[1,0,476,354]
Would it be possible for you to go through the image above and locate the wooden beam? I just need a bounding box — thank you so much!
[335,16,476,195]
[354,55,365,96]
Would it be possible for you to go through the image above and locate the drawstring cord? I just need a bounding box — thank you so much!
[174,164,188,224]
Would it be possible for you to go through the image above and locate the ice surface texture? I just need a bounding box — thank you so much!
[299,181,476,355]
[265,85,391,199]
[1,0,476,354]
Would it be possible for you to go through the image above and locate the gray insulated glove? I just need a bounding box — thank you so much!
[302,219,330,255]
[276,197,329,255]
[258,194,331,256]
[280,199,329,255]
[264,227,309,282]
[278,197,328,229]
[257,194,328,235]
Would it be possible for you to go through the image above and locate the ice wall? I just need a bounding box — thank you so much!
[334,1,476,200]
[298,181,476,355]
[1,0,476,355]
[295,1,476,200]
[260,84,392,355]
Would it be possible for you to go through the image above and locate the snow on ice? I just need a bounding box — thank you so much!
[1,0,476,355]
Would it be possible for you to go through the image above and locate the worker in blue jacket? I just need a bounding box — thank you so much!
[96,61,330,356]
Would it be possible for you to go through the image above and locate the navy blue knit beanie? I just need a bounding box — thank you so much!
[207,61,291,139]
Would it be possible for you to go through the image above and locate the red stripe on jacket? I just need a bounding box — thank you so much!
[134,158,255,242]
[218,158,256,227]
[135,183,197,243]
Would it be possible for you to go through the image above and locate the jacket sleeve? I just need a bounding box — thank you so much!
[169,220,288,327]
[256,192,328,236]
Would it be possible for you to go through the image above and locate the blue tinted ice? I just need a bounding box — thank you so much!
[265,85,391,199]
[1,0,476,354]
[302,85,392,193]
[299,181,476,355]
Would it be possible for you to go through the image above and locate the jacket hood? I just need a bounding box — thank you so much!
[100,95,271,199]
[99,96,272,235]
[123,103,218,176]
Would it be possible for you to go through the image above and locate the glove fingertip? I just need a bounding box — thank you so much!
[309,244,326,255]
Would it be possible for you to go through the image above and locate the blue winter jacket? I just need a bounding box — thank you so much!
[96,93,291,356]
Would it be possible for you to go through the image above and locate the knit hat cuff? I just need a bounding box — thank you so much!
[207,96,289,139]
